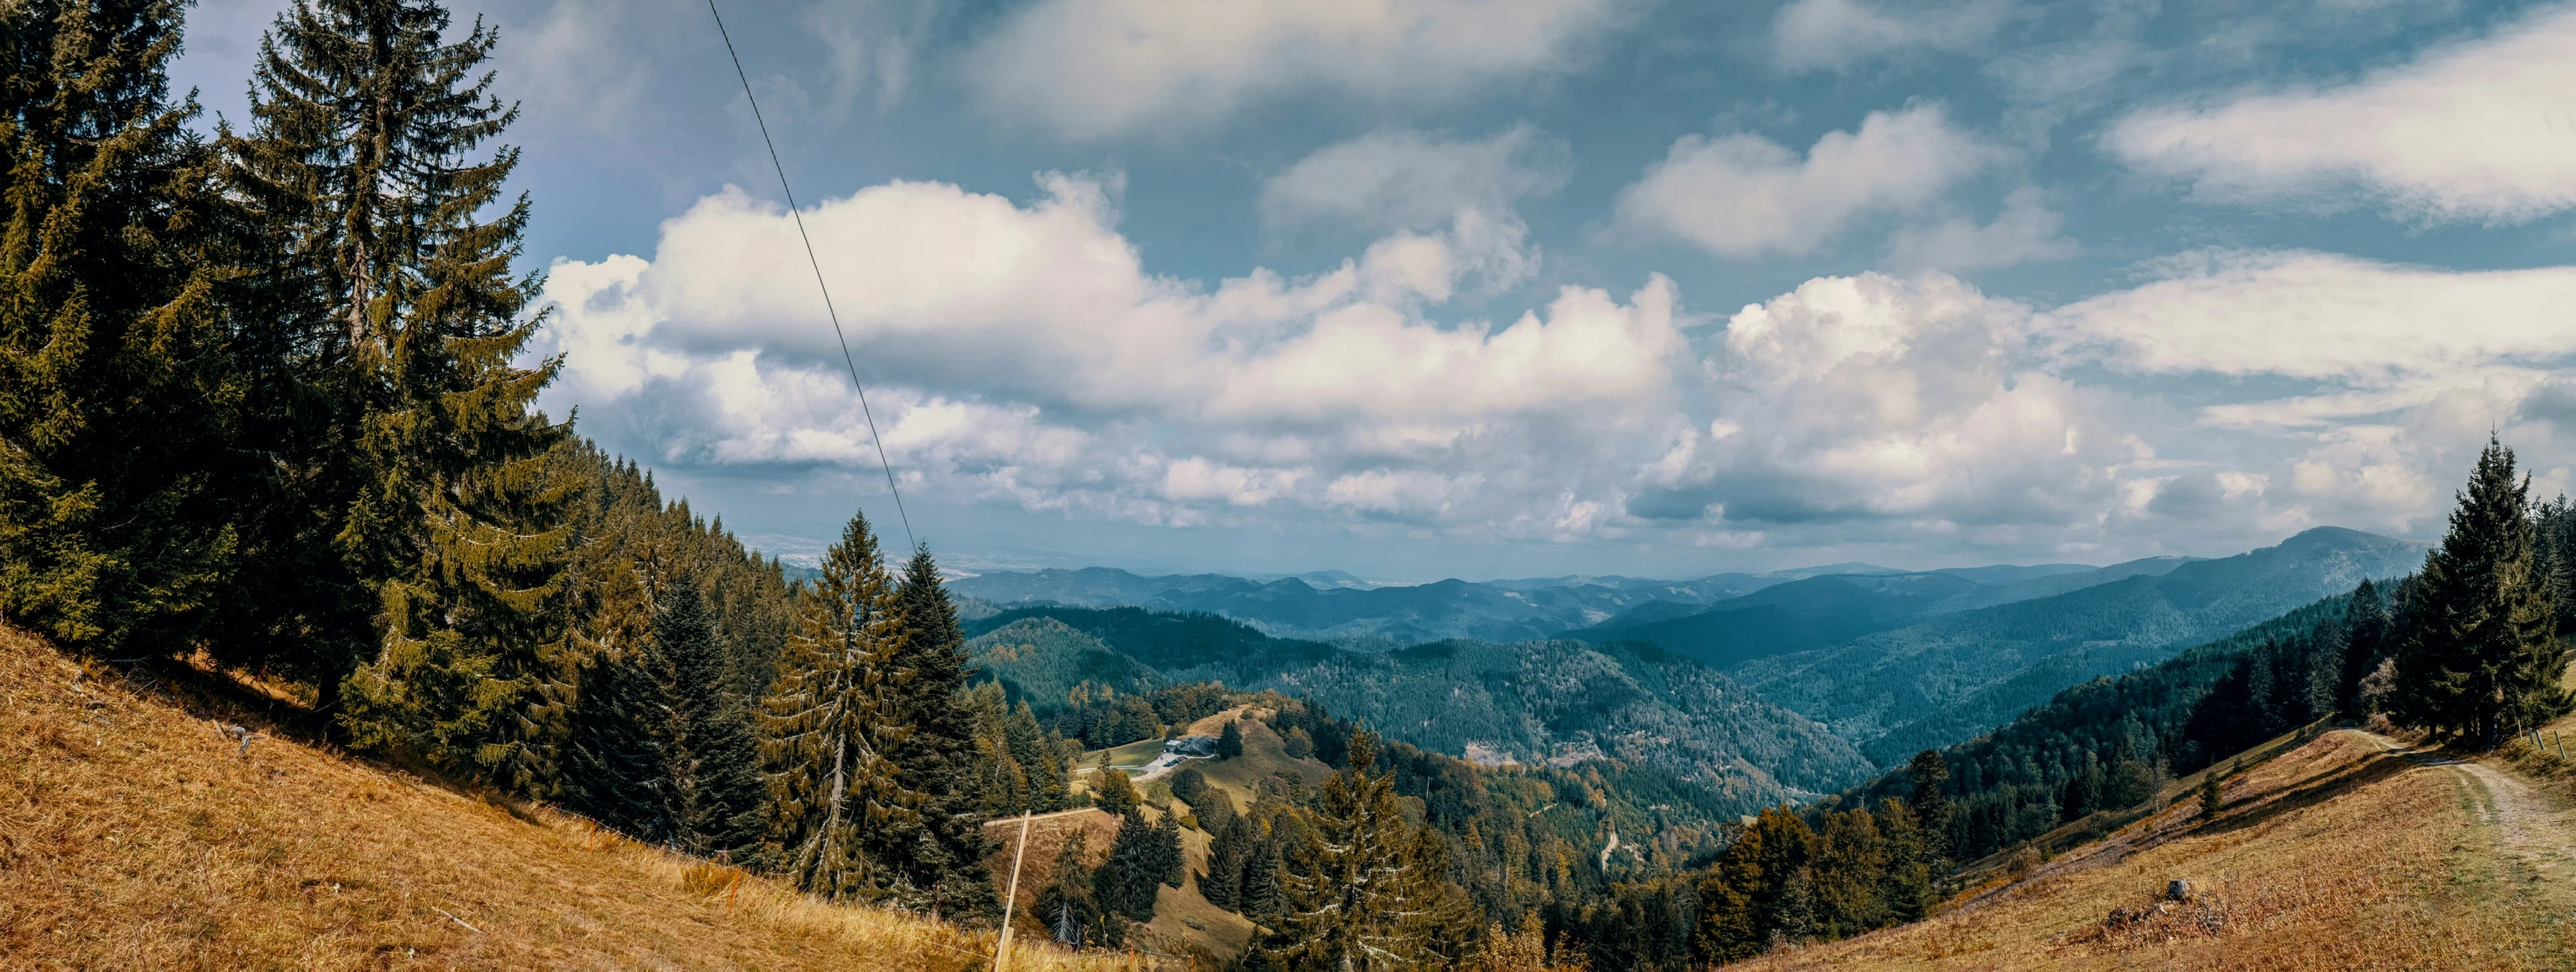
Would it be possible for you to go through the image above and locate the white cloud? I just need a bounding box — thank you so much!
[1260,125,1572,233]
[534,175,1685,533]
[2039,251,2576,417]
[1884,186,2077,271]
[1771,0,2021,73]
[1629,272,2129,533]
[2106,4,2576,223]
[962,0,1632,140]
[1614,105,2002,259]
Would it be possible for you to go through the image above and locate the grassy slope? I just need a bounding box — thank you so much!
[0,626,1113,971]
[1738,727,2576,970]
[1030,707,1322,963]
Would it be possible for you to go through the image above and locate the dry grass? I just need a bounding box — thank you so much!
[0,625,1131,970]
[1734,729,2576,970]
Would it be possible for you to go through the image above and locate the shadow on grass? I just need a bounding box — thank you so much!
[2187,744,2419,842]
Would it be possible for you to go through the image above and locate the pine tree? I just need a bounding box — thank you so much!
[559,643,664,840]
[1096,808,1164,923]
[758,508,927,905]
[2394,439,2568,748]
[223,0,577,785]
[1202,814,1251,911]
[648,582,765,858]
[1006,699,1068,811]
[0,0,240,655]
[1267,730,1476,970]
[885,544,998,921]
[1218,719,1245,759]
[2339,579,2393,716]
[1906,750,1951,862]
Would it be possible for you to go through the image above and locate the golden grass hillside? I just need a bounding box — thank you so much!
[1738,727,2576,970]
[0,625,1128,970]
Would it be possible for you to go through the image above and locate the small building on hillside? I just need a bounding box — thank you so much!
[1164,735,1220,758]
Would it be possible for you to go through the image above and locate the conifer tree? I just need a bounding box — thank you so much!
[221,0,576,785]
[1005,699,1067,811]
[1096,808,1165,922]
[758,508,927,905]
[1202,815,1251,911]
[648,582,765,858]
[0,0,239,654]
[2394,439,2568,748]
[1905,750,1951,861]
[1268,730,1476,970]
[559,643,664,839]
[888,545,998,920]
[1218,719,1244,759]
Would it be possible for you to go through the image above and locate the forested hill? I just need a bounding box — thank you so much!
[963,605,1875,802]
[1827,587,2376,863]
[1729,526,2425,763]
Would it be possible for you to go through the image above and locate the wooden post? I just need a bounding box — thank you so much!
[994,810,1035,971]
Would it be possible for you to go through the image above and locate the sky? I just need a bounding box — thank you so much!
[167,0,2576,580]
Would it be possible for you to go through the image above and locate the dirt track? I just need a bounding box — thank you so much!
[2360,731,2576,890]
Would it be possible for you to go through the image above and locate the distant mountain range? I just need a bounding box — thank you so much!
[945,561,2053,646]
[960,607,1875,801]
[1724,527,2426,763]
[948,526,2431,768]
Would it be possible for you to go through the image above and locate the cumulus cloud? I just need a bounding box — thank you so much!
[2106,4,2576,223]
[962,0,1633,140]
[1260,125,1572,234]
[1771,0,2022,73]
[536,176,2576,557]
[533,174,1686,533]
[1629,272,2130,535]
[1614,105,2002,259]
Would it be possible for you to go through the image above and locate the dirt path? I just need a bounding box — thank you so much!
[2359,730,2576,889]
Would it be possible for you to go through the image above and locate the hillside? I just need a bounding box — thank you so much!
[0,627,1103,970]
[1263,639,1875,798]
[1738,727,2576,969]
[966,605,1871,801]
[1732,526,2425,763]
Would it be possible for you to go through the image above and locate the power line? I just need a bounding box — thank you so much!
[702,0,916,551]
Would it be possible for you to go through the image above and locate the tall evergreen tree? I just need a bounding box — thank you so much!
[0,0,239,654]
[758,508,926,905]
[888,544,998,921]
[1267,730,1475,970]
[647,581,764,858]
[220,0,577,785]
[558,641,664,840]
[2394,439,2568,748]
[1004,698,1067,811]
[2339,579,2393,716]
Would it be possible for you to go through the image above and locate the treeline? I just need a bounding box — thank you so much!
[1687,439,2576,963]
[0,0,1067,925]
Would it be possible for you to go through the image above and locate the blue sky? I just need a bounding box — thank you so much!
[171,0,2576,580]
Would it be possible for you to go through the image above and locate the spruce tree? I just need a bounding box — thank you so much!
[1096,808,1164,922]
[888,545,998,921]
[559,644,664,840]
[223,0,577,785]
[758,508,927,905]
[1218,719,1244,759]
[1905,750,1951,862]
[0,0,239,654]
[1267,730,1475,970]
[2394,439,2568,748]
[2339,579,2392,716]
[1005,699,1067,811]
[648,582,765,858]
